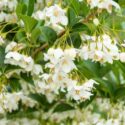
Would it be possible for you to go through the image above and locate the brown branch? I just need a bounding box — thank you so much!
[58,30,66,37]
[83,12,95,23]
[32,43,48,58]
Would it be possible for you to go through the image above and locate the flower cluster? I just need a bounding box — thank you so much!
[0,0,17,22]
[0,92,37,113]
[0,0,125,124]
[33,4,68,34]
[34,48,96,102]
[0,98,124,125]
[79,34,119,63]
[87,0,120,13]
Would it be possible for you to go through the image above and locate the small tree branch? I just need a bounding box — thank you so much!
[32,43,48,58]
[83,13,95,23]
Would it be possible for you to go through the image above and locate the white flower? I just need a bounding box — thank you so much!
[87,0,100,8]
[5,41,17,53]
[5,41,26,53]
[83,79,97,91]
[67,85,93,101]
[2,92,22,112]
[93,18,100,26]
[50,24,65,34]
[7,0,17,11]
[64,48,77,59]
[5,51,22,62]
[119,52,125,62]
[67,80,96,101]
[0,36,5,45]
[80,34,119,63]
[0,12,6,22]
[94,50,104,61]
[98,0,120,13]
[44,48,63,61]
[5,13,17,23]
[45,4,68,26]
[59,56,77,73]
[45,48,77,73]
[20,95,37,108]
[32,64,43,75]
[34,4,68,26]
[4,52,34,71]
[87,0,120,13]
[0,119,8,125]
[33,10,45,20]
[33,4,68,34]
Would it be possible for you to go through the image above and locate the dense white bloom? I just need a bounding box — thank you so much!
[0,0,17,11]
[0,12,6,22]
[33,10,45,20]
[5,41,26,53]
[33,4,68,34]
[58,56,77,73]
[20,95,37,108]
[67,79,96,101]
[87,0,120,13]
[0,118,40,125]
[0,12,17,23]
[5,41,17,53]
[0,92,21,112]
[45,48,77,73]
[45,4,68,26]
[32,64,43,75]
[4,52,34,71]
[5,13,17,23]
[119,52,125,62]
[0,92,38,113]
[0,0,124,125]
[0,0,17,23]
[80,34,119,63]
[0,36,5,45]
[33,5,68,26]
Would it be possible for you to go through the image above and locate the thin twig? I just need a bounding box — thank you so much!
[83,12,95,23]
[32,43,48,58]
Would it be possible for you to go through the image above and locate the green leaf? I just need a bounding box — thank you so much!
[5,65,21,73]
[76,60,101,78]
[115,87,125,99]
[79,1,89,16]
[16,3,27,18]
[68,32,81,48]
[53,103,74,112]
[15,31,27,43]
[31,21,45,42]
[20,72,34,85]
[69,0,80,15]
[29,93,56,111]
[21,15,38,33]
[118,0,125,7]
[38,26,57,44]
[27,0,35,16]
[29,94,48,105]
[67,7,79,27]
[94,78,115,97]
[117,62,125,73]
[72,23,89,32]
[0,47,5,67]
[31,28,42,43]
[9,78,22,91]
[16,0,35,17]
